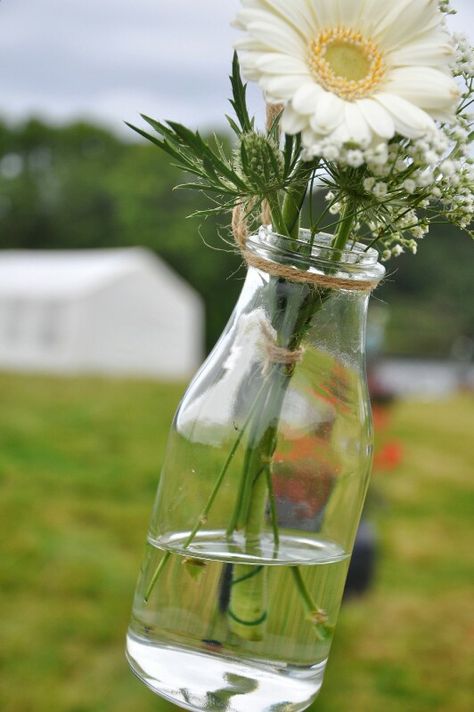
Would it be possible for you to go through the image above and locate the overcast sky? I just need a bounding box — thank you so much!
[0,0,472,137]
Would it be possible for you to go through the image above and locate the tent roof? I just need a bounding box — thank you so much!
[0,248,197,300]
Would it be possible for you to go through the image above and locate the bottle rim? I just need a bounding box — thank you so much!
[246,226,386,283]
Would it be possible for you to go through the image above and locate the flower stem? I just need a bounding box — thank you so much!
[290,567,333,641]
[282,160,319,238]
[332,197,357,256]
[182,378,268,547]
[263,461,279,549]
[267,192,288,236]
[144,551,171,602]
[290,566,316,614]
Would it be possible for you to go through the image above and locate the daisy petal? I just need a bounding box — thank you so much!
[292,83,324,115]
[256,0,317,37]
[371,0,440,51]
[310,92,345,135]
[389,35,455,69]
[255,52,310,75]
[374,93,436,138]
[244,19,305,56]
[260,74,310,102]
[356,99,395,140]
[309,0,341,28]
[281,105,308,134]
[301,128,322,150]
[384,67,461,112]
[343,103,372,145]
[333,0,365,27]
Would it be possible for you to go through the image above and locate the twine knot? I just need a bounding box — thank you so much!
[261,321,305,375]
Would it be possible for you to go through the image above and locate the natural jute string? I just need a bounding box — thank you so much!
[260,321,305,375]
[232,202,378,292]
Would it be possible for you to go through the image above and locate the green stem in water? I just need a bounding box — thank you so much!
[227,464,269,640]
[144,380,268,603]
[226,380,274,538]
[183,379,268,548]
[290,567,333,642]
[263,461,280,549]
[144,551,171,603]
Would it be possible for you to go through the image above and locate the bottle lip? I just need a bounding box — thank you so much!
[246,226,386,282]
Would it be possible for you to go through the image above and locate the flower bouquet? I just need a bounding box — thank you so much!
[126,2,473,710]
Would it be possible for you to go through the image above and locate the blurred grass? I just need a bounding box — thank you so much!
[0,374,472,712]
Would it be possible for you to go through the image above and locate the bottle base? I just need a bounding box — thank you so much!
[126,632,325,712]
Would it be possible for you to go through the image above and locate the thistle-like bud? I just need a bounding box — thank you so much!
[239,131,284,192]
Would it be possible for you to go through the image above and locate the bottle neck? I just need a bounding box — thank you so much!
[245,227,385,290]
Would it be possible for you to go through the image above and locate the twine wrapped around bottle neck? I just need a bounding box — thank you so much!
[233,104,380,293]
[232,202,380,292]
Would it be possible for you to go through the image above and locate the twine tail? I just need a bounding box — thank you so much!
[262,102,284,227]
[261,200,272,227]
[232,203,249,251]
[266,102,284,133]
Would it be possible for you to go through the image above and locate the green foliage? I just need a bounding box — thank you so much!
[228,52,254,135]
[126,56,306,236]
[0,117,242,351]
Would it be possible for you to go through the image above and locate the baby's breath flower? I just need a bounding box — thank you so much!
[440,160,456,176]
[322,144,340,162]
[411,225,427,239]
[366,144,389,167]
[453,33,474,77]
[373,182,388,200]
[345,149,364,168]
[416,171,435,188]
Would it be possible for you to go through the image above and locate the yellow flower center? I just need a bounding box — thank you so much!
[309,27,386,101]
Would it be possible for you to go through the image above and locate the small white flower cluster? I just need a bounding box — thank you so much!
[453,33,474,78]
[303,139,392,170]
[370,205,431,261]
[323,103,473,259]
[324,191,342,215]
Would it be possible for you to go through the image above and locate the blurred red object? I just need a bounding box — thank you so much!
[373,440,404,471]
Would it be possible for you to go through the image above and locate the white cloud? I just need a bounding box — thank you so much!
[0,0,472,135]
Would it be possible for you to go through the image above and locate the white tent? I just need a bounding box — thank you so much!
[0,248,204,379]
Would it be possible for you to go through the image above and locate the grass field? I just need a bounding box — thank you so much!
[0,373,472,712]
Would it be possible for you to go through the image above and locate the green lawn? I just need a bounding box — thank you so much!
[0,374,472,712]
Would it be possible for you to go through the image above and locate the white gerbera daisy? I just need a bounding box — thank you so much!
[233,0,460,150]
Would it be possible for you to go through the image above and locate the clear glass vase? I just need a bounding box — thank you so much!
[126,228,385,712]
